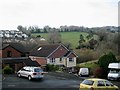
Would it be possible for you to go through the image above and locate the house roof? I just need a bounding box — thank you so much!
[2,57,40,66]
[30,44,60,57]
[30,44,77,58]
[1,43,28,53]
[64,51,78,57]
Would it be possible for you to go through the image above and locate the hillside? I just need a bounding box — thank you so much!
[32,32,98,49]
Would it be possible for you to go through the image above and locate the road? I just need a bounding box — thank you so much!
[2,72,120,90]
[0,74,2,90]
[2,72,82,90]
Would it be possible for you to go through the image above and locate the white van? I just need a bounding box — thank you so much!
[107,63,120,80]
[78,68,89,76]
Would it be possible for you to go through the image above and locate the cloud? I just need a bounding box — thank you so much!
[0,0,118,29]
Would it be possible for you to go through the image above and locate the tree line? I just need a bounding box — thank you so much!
[17,25,118,35]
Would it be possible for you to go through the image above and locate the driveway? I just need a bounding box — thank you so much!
[2,72,82,90]
[2,72,120,90]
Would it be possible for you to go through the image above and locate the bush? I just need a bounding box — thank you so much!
[98,52,117,77]
[93,67,105,78]
[98,52,117,69]
[75,49,99,63]
[3,66,13,74]
[46,64,59,71]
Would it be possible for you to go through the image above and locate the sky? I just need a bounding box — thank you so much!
[0,0,119,30]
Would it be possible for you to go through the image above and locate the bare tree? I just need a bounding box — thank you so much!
[17,25,31,37]
[96,31,118,55]
[47,29,61,44]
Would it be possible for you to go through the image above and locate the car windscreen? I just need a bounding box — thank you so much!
[34,68,43,72]
[110,69,120,73]
[82,80,94,85]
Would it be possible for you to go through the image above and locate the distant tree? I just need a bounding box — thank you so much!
[17,25,23,31]
[43,25,51,33]
[86,31,93,40]
[17,25,31,37]
[80,34,84,41]
[47,29,61,44]
[64,42,72,49]
[36,35,41,38]
[89,39,98,49]
[77,34,86,49]
[97,30,108,42]
[28,25,41,33]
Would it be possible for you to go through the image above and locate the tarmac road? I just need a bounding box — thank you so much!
[2,72,120,90]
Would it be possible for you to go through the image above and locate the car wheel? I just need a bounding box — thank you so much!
[28,75,32,81]
[18,73,21,77]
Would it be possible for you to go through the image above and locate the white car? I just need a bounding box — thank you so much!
[17,66,44,80]
[78,68,89,76]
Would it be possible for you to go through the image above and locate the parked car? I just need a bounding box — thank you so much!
[17,66,44,80]
[78,68,89,76]
[108,63,120,80]
[79,78,119,90]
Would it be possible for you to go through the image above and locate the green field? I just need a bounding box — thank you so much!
[32,32,98,49]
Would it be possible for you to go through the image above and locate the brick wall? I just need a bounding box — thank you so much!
[49,45,68,58]
[2,46,22,58]
[67,53,76,58]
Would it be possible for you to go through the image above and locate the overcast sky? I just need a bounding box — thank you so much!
[0,0,119,30]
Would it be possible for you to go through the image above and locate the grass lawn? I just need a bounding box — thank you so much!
[61,32,88,49]
[77,60,99,75]
[32,32,98,49]
[77,60,98,69]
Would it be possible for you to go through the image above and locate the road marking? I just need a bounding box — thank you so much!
[8,85,16,87]
[71,85,79,88]
[2,77,5,81]
[73,80,78,82]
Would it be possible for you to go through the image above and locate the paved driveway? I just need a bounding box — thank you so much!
[2,72,120,90]
[2,72,82,90]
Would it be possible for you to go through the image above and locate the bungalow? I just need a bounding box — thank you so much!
[29,44,78,70]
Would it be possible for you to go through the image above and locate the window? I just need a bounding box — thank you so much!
[105,81,113,86]
[34,68,43,72]
[82,80,94,85]
[50,58,55,63]
[60,58,62,63]
[69,58,74,62]
[97,81,105,86]
[110,69,120,73]
[7,51,12,57]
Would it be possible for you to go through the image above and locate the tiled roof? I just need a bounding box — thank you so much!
[64,51,71,57]
[30,44,60,57]
[2,43,28,53]
[2,57,40,66]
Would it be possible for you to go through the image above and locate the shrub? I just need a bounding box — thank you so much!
[75,49,99,63]
[98,52,117,77]
[3,66,13,74]
[93,67,105,78]
[98,52,117,69]
[46,64,59,71]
